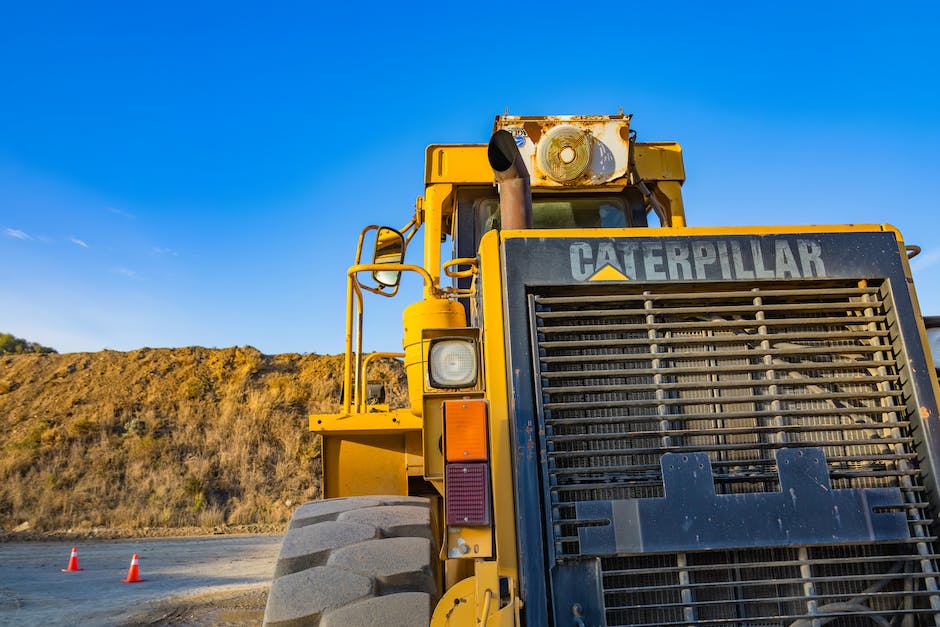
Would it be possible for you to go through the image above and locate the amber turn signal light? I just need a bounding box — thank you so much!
[444,400,488,462]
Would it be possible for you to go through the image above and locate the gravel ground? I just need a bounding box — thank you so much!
[0,535,281,626]
[120,588,268,626]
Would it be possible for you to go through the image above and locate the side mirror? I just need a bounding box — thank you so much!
[372,226,405,288]
[925,316,940,375]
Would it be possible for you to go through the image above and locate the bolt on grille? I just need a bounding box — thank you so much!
[530,281,940,625]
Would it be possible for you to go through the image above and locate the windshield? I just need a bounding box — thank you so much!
[476,196,628,236]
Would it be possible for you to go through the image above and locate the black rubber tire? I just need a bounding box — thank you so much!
[262,496,436,627]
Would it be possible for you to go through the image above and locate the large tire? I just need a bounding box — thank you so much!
[263,496,437,627]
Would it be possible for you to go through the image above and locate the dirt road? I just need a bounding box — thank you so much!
[0,535,281,626]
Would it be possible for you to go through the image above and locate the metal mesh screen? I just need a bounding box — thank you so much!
[531,281,940,625]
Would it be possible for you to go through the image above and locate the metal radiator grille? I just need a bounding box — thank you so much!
[531,281,940,625]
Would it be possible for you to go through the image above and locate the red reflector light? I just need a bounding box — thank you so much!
[445,463,490,526]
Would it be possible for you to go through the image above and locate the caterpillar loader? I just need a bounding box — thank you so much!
[264,113,940,626]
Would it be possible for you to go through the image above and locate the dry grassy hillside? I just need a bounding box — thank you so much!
[0,347,405,534]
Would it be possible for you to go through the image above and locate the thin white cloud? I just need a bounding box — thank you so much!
[111,267,138,278]
[151,246,179,256]
[107,207,135,219]
[912,248,940,272]
[69,236,90,249]
[4,227,32,240]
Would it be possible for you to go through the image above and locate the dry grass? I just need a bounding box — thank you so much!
[0,347,405,532]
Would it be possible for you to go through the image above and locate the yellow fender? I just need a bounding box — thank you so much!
[431,572,518,627]
[431,577,476,626]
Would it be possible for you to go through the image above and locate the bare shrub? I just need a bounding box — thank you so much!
[0,348,405,532]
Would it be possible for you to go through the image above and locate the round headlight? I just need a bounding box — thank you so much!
[429,339,478,388]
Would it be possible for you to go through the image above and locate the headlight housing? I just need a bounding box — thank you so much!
[428,339,478,388]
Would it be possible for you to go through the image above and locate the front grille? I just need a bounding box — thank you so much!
[531,280,940,625]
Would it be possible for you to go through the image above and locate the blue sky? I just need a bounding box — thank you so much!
[1,2,938,355]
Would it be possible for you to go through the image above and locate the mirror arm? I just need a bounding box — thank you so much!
[402,220,419,248]
[399,215,418,242]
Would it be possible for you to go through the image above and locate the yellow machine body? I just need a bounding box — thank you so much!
[308,113,940,625]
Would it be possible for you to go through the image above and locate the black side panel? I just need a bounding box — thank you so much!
[551,559,606,626]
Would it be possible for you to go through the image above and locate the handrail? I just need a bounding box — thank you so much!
[342,263,440,415]
[443,257,478,279]
[357,351,406,414]
[348,263,435,284]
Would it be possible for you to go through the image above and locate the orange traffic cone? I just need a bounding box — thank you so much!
[61,547,84,572]
[121,553,144,583]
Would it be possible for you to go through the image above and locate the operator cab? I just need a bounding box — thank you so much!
[454,188,651,262]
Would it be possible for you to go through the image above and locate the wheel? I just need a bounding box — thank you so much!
[262,496,437,627]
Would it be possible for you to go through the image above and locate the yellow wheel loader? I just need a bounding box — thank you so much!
[264,114,940,626]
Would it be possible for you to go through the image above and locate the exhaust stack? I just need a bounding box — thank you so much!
[487,130,532,230]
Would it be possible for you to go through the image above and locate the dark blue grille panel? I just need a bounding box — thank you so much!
[530,281,940,626]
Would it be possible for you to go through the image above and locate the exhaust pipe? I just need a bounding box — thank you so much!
[488,130,532,230]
